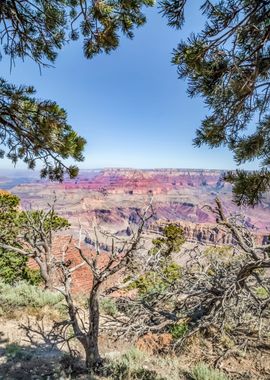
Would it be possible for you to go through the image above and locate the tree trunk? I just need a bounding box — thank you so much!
[40,264,54,291]
[84,290,101,369]
[35,257,54,291]
[44,276,54,291]
[85,334,101,370]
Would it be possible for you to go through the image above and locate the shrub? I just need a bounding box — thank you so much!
[191,363,229,380]
[151,224,185,256]
[0,250,42,285]
[107,348,166,380]
[132,368,165,380]
[129,263,182,296]
[255,287,269,299]
[0,192,42,285]
[119,347,146,367]
[5,343,23,359]
[100,297,118,317]
[0,281,63,310]
[169,322,189,340]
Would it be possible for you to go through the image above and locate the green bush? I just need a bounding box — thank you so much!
[129,263,182,296]
[0,250,42,285]
[170,322,189,340]
[107,348,166,380]
[100,297,118,317]
[5,343,35,362]
[255,286,269,299]
[191,363,229,380]
[117,347,146,368]
[151,224,185,256]
[0,281,63,310]
[0,192,42,285]
[0,192,69,286]
[5,343,22,359]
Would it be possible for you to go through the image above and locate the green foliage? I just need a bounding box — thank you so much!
[1,1,155,65]
[151,224,185,256]
[100,297,118,317]
[255,287,269,299]
[0,1,66,65]
[118,347,146,366]
[0,250,41,285]
[203,246,232,256]
[107,348,166,380]
[0,281,63,310]
[5,344,25,360]
[0,191,41,284]
[130,224,184,296]
[109,362,162,380]
[169,322,189,340]
[160,0,270,205]
[0,191,20,243]
[77,0,155,59]
[163,262,182,280]
[19,209,70,233]
[130,263,182,296]
[0,192,68,284]
[0,1,154,178]
[0,191,20,210]
[225,170,270,207]
[129,271,159,295]
[203,246,243,271]
[5,343,33,361]
[0,79,86,181]
[191,363,229,380]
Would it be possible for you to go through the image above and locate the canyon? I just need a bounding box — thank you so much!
[2,168,270,245]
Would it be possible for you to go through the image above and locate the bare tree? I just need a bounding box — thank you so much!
[55,204,153,370]
[106,198,270,363]
[0,199,69,289]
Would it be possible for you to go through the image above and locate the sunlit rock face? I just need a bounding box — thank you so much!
[5,168,270,243]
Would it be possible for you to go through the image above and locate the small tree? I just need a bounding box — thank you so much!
[0,196,69,289]
[104,223,186,339]
[125,224,185,296]
[55,204,153,370]
[0,191,39,284]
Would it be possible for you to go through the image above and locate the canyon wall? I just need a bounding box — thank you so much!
[5,168,270,244]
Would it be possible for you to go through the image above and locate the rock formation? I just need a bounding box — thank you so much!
[4,168,269,245]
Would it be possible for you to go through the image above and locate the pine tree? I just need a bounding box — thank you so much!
[160,0,270,205]
[0,79,86,180]
[0,0,154,180]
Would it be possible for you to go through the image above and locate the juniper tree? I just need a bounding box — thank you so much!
[0,191,40,284]
[0,0,154,180]
[160,0,270,205]
[0,194,70,289]
[55,204,153,369]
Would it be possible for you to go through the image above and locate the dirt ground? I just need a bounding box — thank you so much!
[0,314,270,380]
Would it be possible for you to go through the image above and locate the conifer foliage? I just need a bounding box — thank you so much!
[0,79,86,180]
[0,191,39,284]
[160,0,270,205]
[0,0,154,180]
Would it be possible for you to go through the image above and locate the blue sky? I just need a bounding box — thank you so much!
[1,2,259,171]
